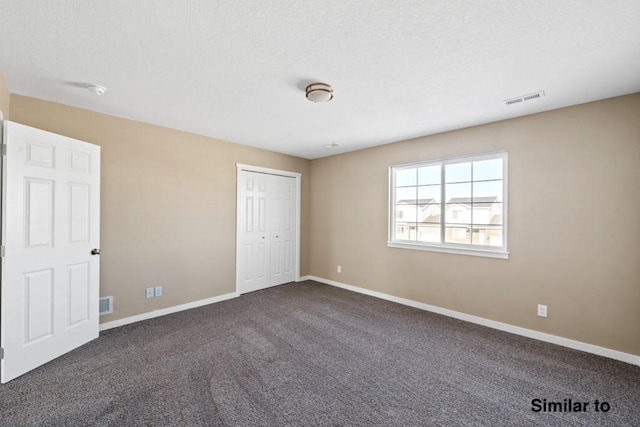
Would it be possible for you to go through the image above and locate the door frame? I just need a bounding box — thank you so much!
[0,111,4,365]
[235,164,301,294]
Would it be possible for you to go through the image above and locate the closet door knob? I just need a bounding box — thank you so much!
[91,248,101,255]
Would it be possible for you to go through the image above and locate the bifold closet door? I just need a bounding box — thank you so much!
[237,171,296,294]
[237,171,270,293]
[269,175,295,286]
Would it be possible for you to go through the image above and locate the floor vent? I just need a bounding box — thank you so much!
[504,90,545,106]
[99,296,113,315]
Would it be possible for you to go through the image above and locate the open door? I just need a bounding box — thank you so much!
[1,121,101,383]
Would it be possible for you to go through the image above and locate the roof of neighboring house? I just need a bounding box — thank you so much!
[397,198,436,205]
[447,197,499,205]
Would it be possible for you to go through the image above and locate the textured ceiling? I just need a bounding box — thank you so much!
[1,1,639,159]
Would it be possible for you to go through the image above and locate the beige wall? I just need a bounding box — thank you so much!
[0,71,10,119]
[7,89,639,357]
[10,95,311,323]
[310,93,640,356]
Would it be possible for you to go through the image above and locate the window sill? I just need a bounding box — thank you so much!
[386,241,509,259]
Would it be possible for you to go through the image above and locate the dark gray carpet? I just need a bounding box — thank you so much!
[0,281,638,426]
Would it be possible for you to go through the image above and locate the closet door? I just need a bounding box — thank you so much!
[270,175,296,286]
[236,169,298,294]
[237,171,270,294]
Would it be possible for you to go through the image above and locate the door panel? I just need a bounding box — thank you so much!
[272,240,283,277]
[69,183,91,243]
[24,268,54,343]
[25,178,55,247]
[68,262,90,327]
[1,121,101,383]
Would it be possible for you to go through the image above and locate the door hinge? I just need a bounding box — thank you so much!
[0,348,3,360]
[1,144,5,156]
[0,246,4,258]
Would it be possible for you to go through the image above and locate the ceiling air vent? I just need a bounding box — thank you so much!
[505,98,523,105]
[504,90,545,106]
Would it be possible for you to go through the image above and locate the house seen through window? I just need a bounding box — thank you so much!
[389,152,507,258]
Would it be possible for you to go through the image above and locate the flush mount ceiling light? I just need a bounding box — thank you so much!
[87,84,107,96]
[306,83,333,103]
[323,143,340,148]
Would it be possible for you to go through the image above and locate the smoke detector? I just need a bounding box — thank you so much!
[87,84,107,96]
[306,83,333,103]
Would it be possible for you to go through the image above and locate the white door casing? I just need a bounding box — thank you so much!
[1,121,101,383]
[236,165,300,294]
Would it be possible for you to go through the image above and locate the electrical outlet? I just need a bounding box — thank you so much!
[145,287,154,298]
[154,286,163,297]
[537,304,548,318]
[337,265,342,273]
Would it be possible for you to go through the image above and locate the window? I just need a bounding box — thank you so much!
[388,152,508,258]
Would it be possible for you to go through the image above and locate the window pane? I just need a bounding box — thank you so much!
[445,204,470,224]
[417,185,441,204]
[471,202,502,225]
[472,226,503,247]
[396,168,417,187]
[445,162,471,183]
[473,180,502,202]
[395,205,418,222]
[418,203,441,223]
[445,225,470,244]
[395,223,414,240]
[418,224,440,243]
[445,182,471,202]
[473,158,503,181]
[405,225,418,241]
[396,186,417,203]
[418,165,440,185]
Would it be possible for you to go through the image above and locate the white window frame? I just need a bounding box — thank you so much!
[388,151,508,259]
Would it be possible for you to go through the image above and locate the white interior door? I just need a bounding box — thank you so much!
[270,175,295,286]
[237,171,270,293]
[1,121,101,383]
[236,167,299,294]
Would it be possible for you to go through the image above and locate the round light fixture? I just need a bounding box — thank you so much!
[306,83,333,103]
[87,84,107,96]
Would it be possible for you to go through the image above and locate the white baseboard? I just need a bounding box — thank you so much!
[298,275,312,281]
[99,291,239,332]
[308,275,640,367]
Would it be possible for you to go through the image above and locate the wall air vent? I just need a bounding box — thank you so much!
[504,90,545,106]
[99,296,113,315]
